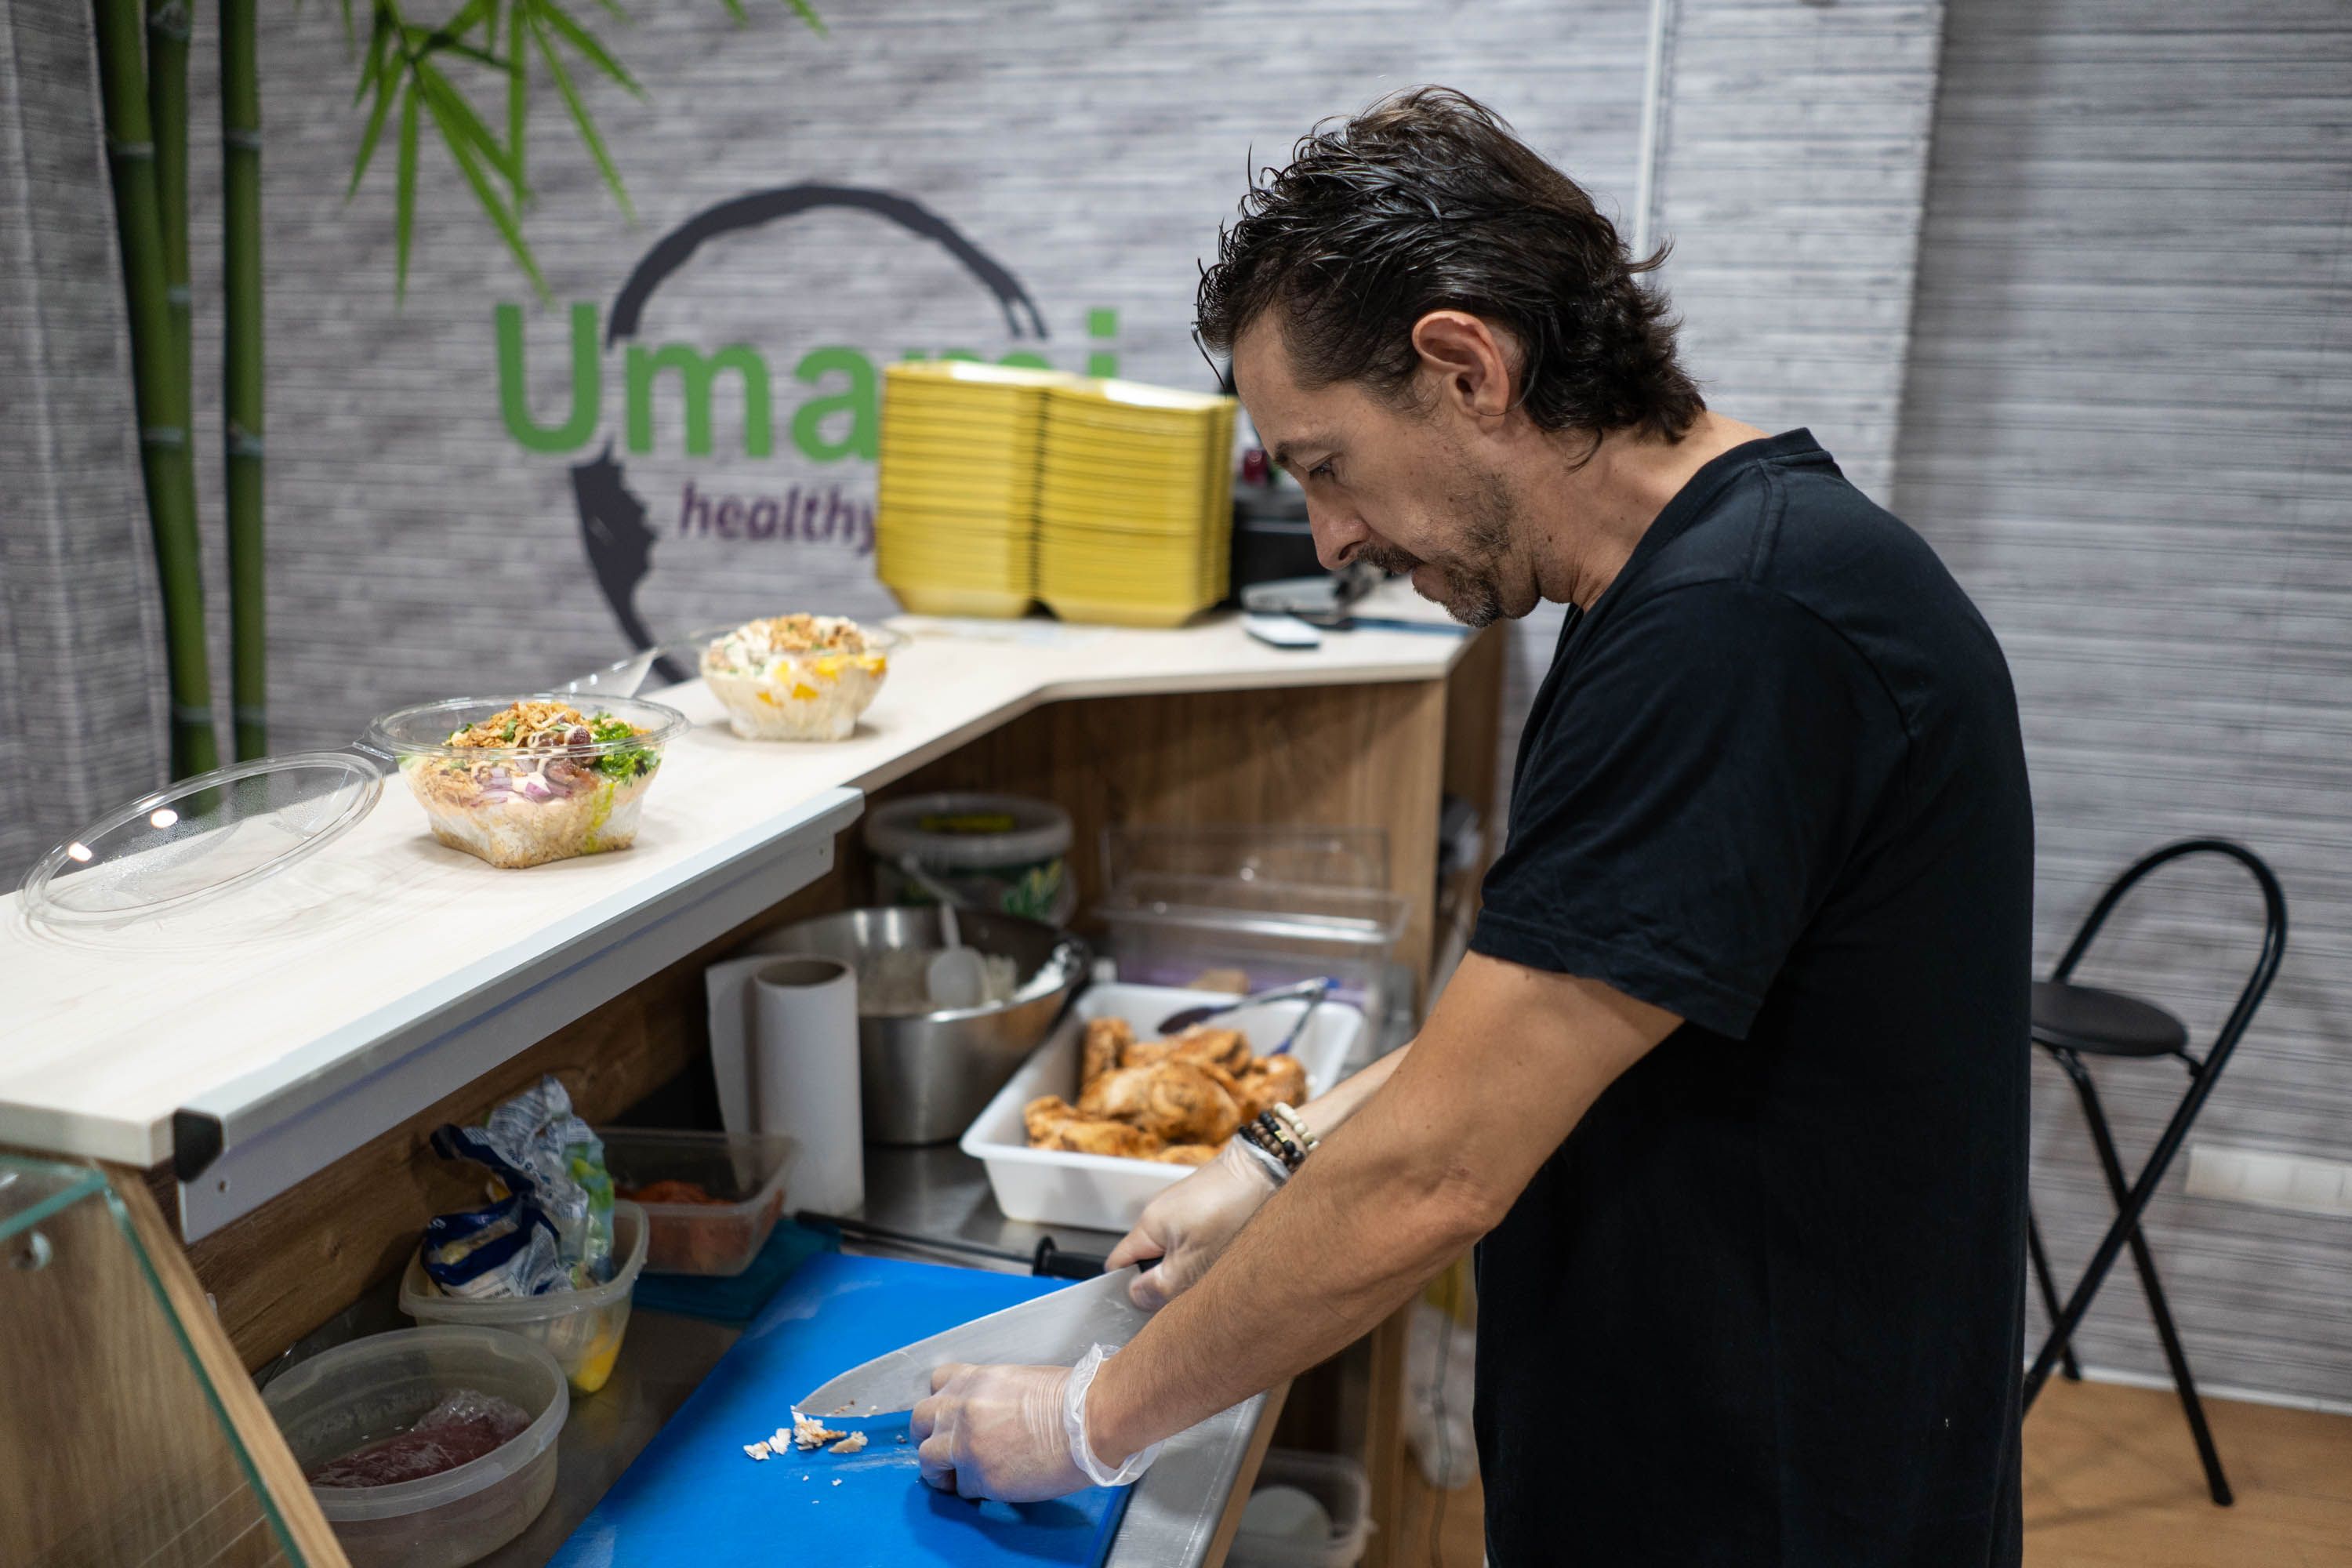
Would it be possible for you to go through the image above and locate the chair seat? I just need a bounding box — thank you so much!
[2031,980,2190,1058]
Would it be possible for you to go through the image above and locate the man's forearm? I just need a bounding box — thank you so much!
[1083,1049,1490,1462]
[1078,957,1678,1466]
[1296,1040,1407,1132]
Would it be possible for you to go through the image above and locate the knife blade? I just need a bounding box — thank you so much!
[793,1265,1153,1418]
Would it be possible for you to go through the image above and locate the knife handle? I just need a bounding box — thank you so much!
[1031,1239,1159,1279]
[1030,1237,1106,1278]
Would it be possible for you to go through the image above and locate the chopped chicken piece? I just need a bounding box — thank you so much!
[1232,1054,1309,1121]
[745,1442,772,1461]
[1028,1013,1319,1166]
[1024,1095,1167,1157]
[1082,1017,1133,1089]
[829,1432,868,1454]
[1123,1025,1250,1075]
[793,1414,848,1450]
[1079,1059,1243,1145]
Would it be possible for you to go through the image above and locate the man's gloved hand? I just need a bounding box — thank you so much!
[1104,1139,1279,1310]
[912,1362,1085,1501]
[912,1348,1163,1501]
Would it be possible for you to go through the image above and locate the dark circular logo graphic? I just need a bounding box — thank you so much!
[569,183,1047,670]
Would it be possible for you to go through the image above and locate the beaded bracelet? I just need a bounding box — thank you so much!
[1252,1112,1306,1171]
[1268,1102,1318,1154]
[1236,1116,1293,1174]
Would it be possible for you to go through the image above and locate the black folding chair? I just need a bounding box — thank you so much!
[2021,838,2286,1508]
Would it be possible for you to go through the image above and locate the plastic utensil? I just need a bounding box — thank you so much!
[1157,976,1336,1034]
[561,622,737,699]
[896,855,990,1009]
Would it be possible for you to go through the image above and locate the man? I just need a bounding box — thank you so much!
[913,87,2033,1565]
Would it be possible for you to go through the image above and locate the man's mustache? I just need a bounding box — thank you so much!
[1358,543,1423,576]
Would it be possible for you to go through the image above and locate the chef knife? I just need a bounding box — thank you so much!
[794,1265,1154,1418]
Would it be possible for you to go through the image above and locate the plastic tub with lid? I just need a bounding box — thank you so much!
[866,792,1076,924]
[600,1128,793,1276]
[399,1201,646,1395]
[1229,1448,1373,1568]
[263,1325,568,1568]
[1093,871,1408,1028]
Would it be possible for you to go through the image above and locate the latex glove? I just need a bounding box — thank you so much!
[1104,1139,1279,1311]
[913,1362,1081,1501]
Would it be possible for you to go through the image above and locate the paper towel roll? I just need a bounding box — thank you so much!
[750,955,864,1214]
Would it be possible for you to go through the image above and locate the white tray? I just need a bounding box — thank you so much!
[960,982,1363,1233]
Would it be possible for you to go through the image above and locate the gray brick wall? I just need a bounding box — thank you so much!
[0,0,169,884]
[1895,0,2352,1403]
[182,1,1662,760]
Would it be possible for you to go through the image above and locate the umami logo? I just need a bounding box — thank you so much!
[492,184,1114,649]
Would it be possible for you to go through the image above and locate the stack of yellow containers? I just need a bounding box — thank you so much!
[874,363,1237,626]
[1036,381,1237,628]
[874,361,1065,618]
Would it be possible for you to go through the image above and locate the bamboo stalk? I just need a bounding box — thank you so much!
[223,0,266,759]
[93,0,220,780]
[147,1,191,401]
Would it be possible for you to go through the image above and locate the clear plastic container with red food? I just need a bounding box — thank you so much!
[597,1128,795,1276]
[262,1326,568,1568]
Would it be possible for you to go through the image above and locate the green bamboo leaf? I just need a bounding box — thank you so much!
[353,8,390,105]
[506,0,528,200]
[782,0,826,36]
[339,0,355,48]
[414,56,521,188]
[718,0,747,23]
[423,84,550,301]
[528,9,634,220]
[532,0,643,96]
[443,0,495,35]
[394,80,419,303]
[347,50,399,197]
[402,24,506,71]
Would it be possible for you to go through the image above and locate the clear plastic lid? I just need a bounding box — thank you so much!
[364,692,689,769]
[19,750,387,931]
[18,692,690,933]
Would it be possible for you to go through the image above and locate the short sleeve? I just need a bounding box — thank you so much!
[1470,581,1906,1038]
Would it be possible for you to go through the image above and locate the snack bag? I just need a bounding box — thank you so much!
[428,1076,615,1291]
[421,1193,566,1298]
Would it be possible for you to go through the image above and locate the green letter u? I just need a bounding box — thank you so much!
[498,302,600,453]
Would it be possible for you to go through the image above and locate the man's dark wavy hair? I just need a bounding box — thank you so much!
[1196,87,1704,446]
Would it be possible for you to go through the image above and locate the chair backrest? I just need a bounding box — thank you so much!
[2053,837,2288,1078]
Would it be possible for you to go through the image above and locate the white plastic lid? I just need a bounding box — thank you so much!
[863,792,1074,869]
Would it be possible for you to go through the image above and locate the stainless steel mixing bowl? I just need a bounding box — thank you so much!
[760,906,1089,1145]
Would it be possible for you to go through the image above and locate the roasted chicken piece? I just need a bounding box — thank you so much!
[1232,1054,1309,1121]
[1079,1059,1244,1146]
[1150,1143,1219,1166]
[1122,1025,1250,1075]
[1081,1017,1133,1091]
[1023,1095,1166,1158]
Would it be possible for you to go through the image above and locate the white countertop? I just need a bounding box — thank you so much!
[0,589,1468,1221]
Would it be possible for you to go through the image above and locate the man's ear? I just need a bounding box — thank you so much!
[1410,311,1515,421]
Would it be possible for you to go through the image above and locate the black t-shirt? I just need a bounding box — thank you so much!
[1468,430,2032,1566]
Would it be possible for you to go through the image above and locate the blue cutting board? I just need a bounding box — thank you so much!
[552,1253,1131,1567]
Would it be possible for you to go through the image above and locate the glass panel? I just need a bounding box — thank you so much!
[0,1155,306,1567]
